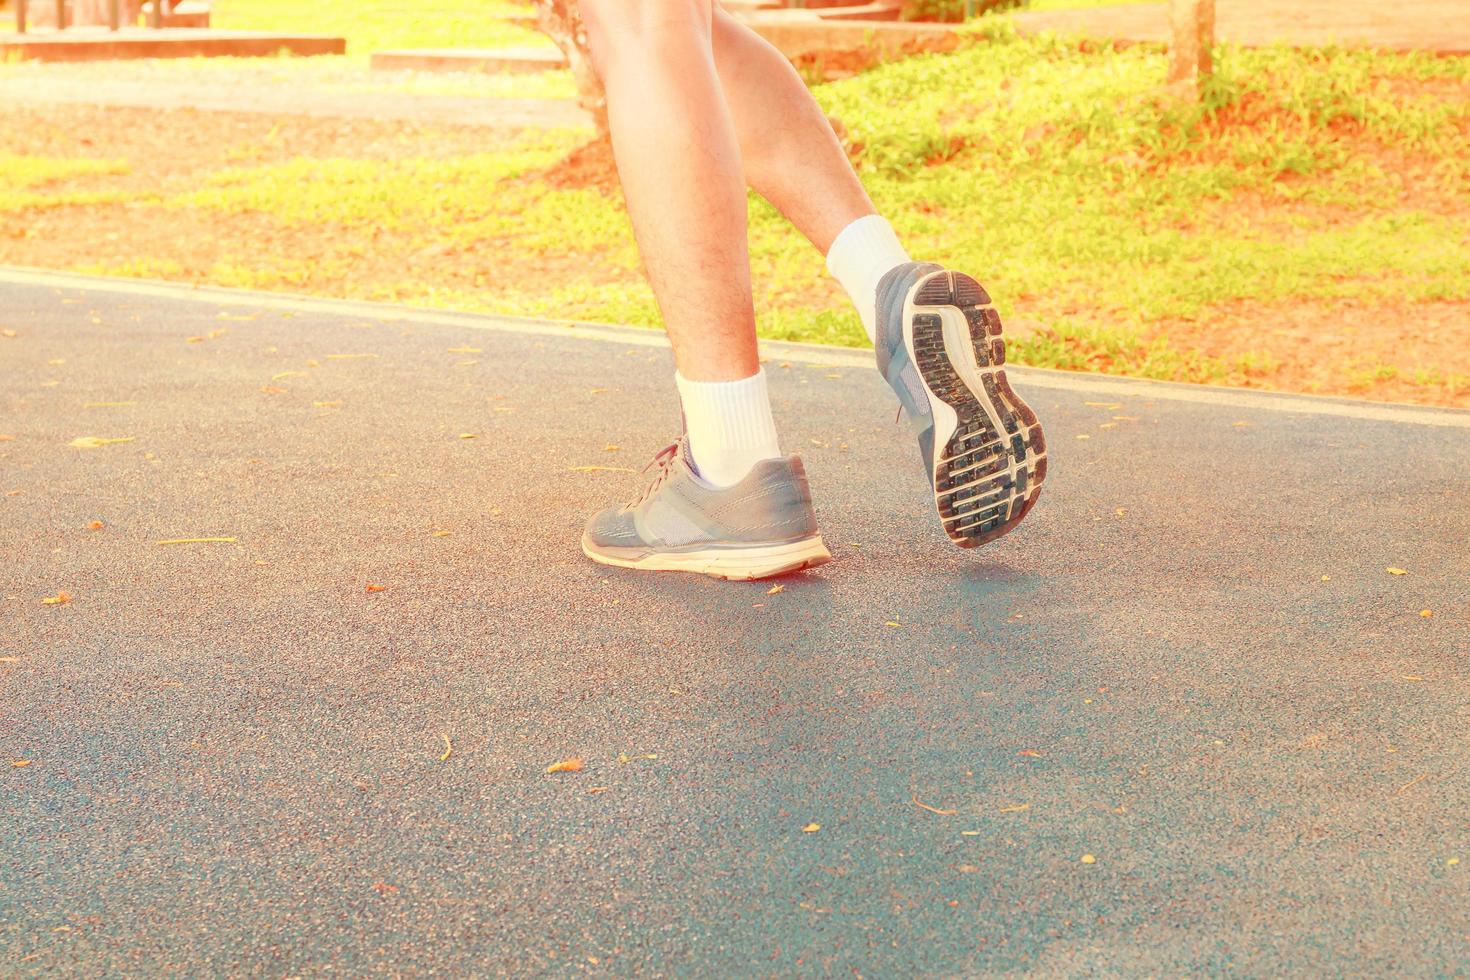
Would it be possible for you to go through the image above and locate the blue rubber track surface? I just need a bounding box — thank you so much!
[3,270,1468,976]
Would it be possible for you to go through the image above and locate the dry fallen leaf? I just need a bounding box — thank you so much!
[365,584,389,593]
[88,520,105,530]
[802,823,821,833]
[259,385,287,395]
[767,584,785,595]
[546,757,585,774]
[587,786,609,795]
[912,795,957,816]
[1080,854,1097,864]
[447,346,483,354]
[1420,609,1433,618]
[997,803,1030,814]
[458,433,478,440]
[884,620,903,628]
[439,733,453,762]
[10,759,31,768]
[0,329,16,338]
[1395,773,1429,795]
[1017,749,1044,758]
[0,434,15,442]
[1386,567,1408,576]
[41,592,71,606]
[69,436,135,449]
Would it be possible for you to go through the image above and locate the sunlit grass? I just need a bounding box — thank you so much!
[0,153,129,190]
[211,0,549,56]
[4,28,1467,401]
[0,154,132,212]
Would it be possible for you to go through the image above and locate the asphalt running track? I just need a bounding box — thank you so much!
[3,268,1468,975]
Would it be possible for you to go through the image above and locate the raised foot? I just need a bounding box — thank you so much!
[907,270,1048,549]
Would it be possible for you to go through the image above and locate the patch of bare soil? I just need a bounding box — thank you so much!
[1151,298,1470,407]
[513,135,621,194]
[5,103,1469,408]
[1,104,631,299]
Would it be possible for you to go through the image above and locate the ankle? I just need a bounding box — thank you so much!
[675,368,782,488]
[825,214,911,344]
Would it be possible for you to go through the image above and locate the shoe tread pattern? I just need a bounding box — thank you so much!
[909,271,1047,548]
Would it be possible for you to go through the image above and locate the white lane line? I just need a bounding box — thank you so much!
[4,265,1469,431]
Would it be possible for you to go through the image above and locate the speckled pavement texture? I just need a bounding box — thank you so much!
[3,269,1468,976]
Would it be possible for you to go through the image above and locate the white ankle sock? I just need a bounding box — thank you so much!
[825,214,912,344]
[675,368,783,488]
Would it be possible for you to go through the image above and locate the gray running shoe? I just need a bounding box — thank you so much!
[582,438,832,580]
[874,262,1048,548]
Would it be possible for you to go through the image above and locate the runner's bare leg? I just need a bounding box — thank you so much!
[710,4,878,256]
[579,0,757,384]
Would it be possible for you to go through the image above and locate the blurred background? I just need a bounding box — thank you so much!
[3,0,1467,407]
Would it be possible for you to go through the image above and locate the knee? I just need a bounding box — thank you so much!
[579,0,711,81]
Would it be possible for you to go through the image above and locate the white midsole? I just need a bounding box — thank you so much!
[581,534,832,580]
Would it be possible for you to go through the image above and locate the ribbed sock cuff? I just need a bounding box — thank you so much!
[825,214,912,344]
[675,368,782,488]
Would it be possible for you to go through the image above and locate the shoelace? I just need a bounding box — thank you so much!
[629,440,681,507]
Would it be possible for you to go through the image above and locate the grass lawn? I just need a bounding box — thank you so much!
[206,0,1132,57]
[3,23,1468,405]
[212,0,550,55]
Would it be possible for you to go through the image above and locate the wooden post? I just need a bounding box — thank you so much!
[17,0,27,34]
[1167,0,1215,98]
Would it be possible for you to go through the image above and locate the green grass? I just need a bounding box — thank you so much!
[212,0,548,56]
[6,27,1469,398]
[0,153,132,212]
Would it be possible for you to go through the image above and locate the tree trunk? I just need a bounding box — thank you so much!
[1167,0,1215,99]
[532,0,609,141]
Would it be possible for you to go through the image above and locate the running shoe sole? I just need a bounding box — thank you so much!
[902,270,1047,548]
[580,533,832,582]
